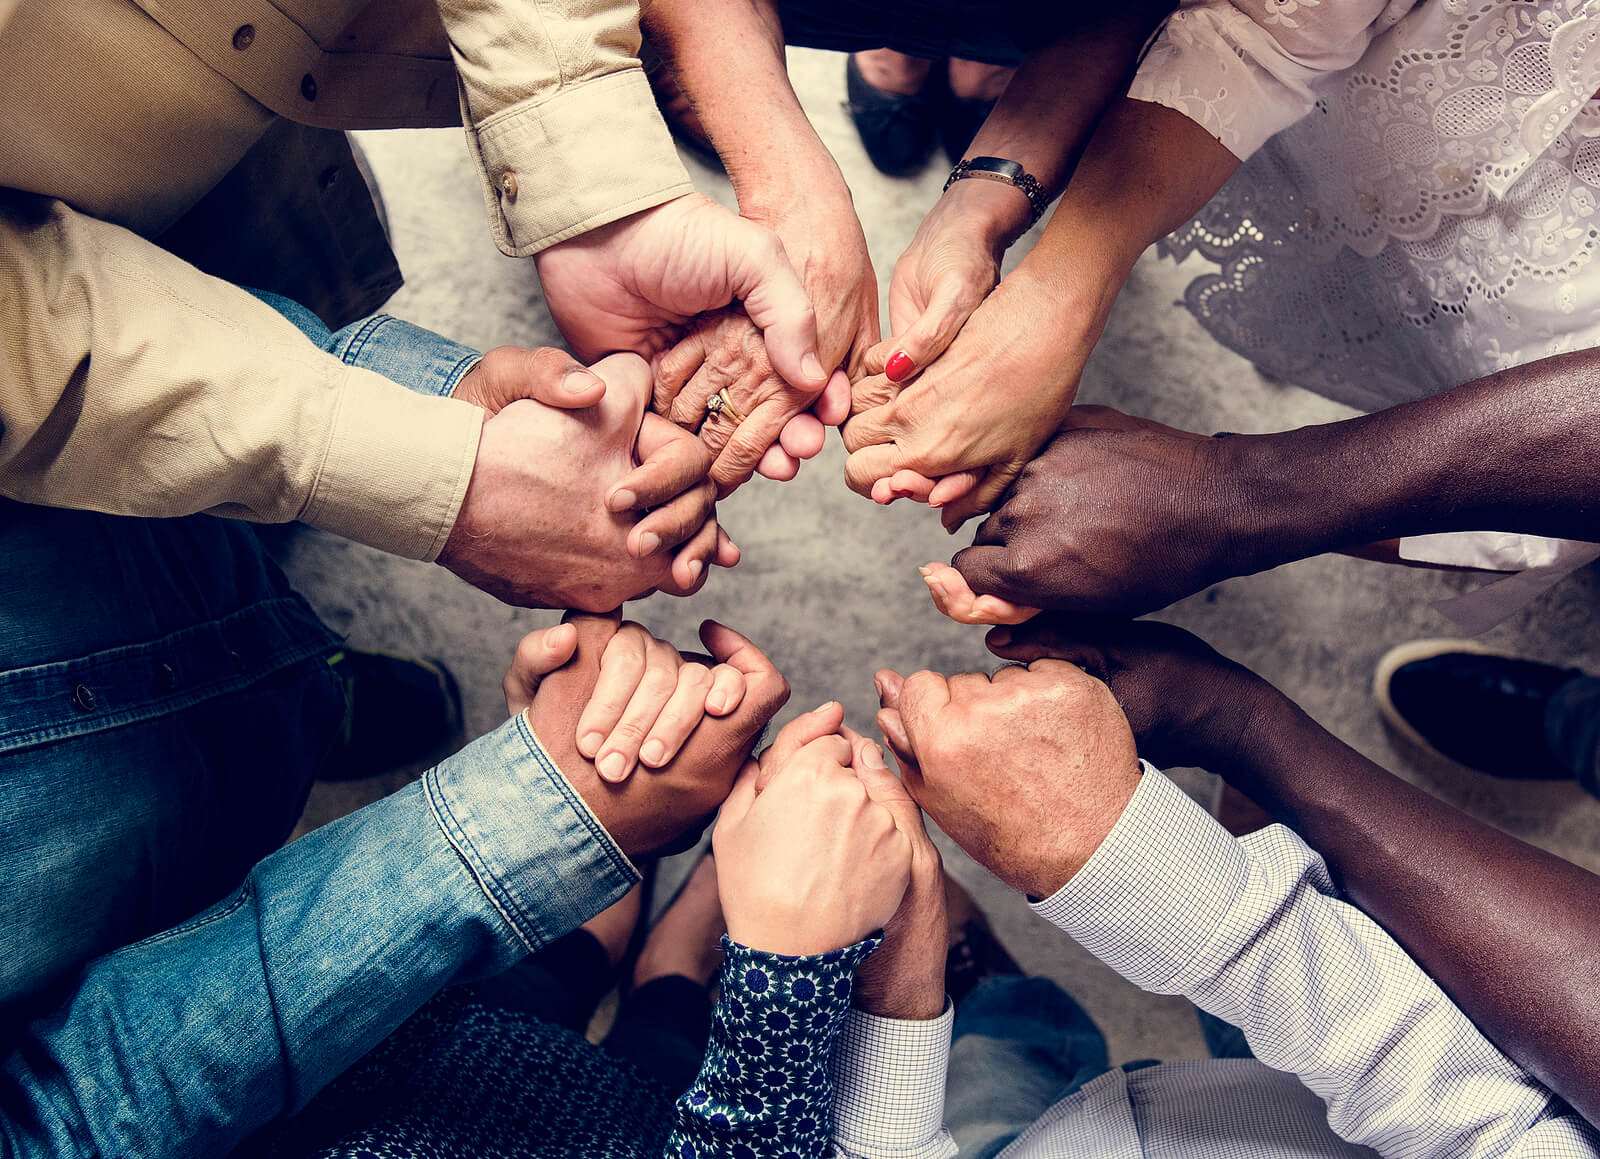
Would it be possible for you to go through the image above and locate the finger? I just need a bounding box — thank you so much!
[894,670,953,755]
[722,218,829,391]
[860,336,894,378]
[717,757,763,829]
[927,471,982,510]
[668,361,724,431]
[456,345,606,411]
[850,371,899,417]
[683,621,792,770]
[880,280,981,385]
[640,660,715,768]
[705,663,747,716]
[502,621,579,715]
[777,412,826,460]
[713,526,741,569]
[608,414,713,514]
[710,397,800,493]
[653,330,711,415]
[843,441,909,498]
[920,560,1038,626]
[575,624,649,763]
[631,477,716,558]
[791,731,855,773]
[760,699,846,783]
[938,465,1016,530]
[840,401,900,454]
[662,516,720,595]
[983,618,1097,664]
[755,443,801,481]
[949,542,1042,607]
[597,635,683,781]
[812,369,853,427]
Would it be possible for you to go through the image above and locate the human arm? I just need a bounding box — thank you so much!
[951,345,1600,618]
[987,615,1600,1127]
[877,656,1600,1153]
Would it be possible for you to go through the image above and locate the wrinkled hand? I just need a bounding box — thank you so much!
[845,719,947,1021]
[842,267,1089,529]
[714,703,912,955]
[503,619,749,784]
[534,192,828,398]
[524,612,790,860]
[952,405,1251,618]
[439,353,738,610]
[875,661,1140,898]
[985,615,1274,771]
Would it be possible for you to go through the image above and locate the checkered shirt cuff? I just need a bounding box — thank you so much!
[1032,762,1253,994]
[831,1002,957,1158]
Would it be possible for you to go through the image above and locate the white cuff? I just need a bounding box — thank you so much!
[831,1002,958,1159]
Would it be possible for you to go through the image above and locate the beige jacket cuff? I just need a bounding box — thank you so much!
[302,367,483,562]
[464,67,694,256]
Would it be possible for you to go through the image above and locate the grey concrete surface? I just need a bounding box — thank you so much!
[280,48,1600,1065]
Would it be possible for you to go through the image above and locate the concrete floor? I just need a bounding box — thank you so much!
[281,49,1600,1065]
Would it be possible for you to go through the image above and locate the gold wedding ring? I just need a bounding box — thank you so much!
[705,387,746,427]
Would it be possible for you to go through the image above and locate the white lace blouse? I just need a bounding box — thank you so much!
[1129,0,1600,412]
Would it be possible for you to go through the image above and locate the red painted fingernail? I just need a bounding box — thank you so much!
[885,351,915,383]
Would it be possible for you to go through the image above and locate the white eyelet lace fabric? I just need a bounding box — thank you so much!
[1132,0,1600,413]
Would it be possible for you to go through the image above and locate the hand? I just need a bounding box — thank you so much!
[452,345,606,413]
[651,180,875,493]
[534,192,828,397]
[842,265,1090,529]
[438,352,739,610]
[503,620,749,783]
[985,615,1276,772]
[951,405,1254,618]
[875,661,1139,898]
[524,612,790,860]
[845,722,948,1021]
[653,307,854,495]
[713,703,912,955]
[920,560,1040,626]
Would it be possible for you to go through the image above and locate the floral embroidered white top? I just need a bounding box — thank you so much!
[1129,0,1600,413]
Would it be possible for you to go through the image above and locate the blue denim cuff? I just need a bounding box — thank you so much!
[329,314,482,398]
[423,713,638,953]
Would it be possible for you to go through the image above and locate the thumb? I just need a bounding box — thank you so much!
[455,346,606,411]
[756,701,846,791]
[717,757,763,830]
[880,280,979,385]
[718,216,828,392]
[503,621,580,715]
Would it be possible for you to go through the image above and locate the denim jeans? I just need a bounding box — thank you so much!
[1546,675,1600,798]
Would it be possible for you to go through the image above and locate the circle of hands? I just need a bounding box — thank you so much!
[442,190,1268,975]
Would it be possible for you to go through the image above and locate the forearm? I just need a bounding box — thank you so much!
[643,0,846,216]
[1203,687,1600,1126]
[0,715,637,1158]
[1222,349,1600,563]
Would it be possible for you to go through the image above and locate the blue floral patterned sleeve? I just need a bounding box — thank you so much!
[666,933,882,1159]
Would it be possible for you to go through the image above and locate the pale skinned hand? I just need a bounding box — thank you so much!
[951,405,1243,618]
[713,703,912,955]
[502,619,749,784]
[524,612,790,860]
[842,266,1089,530]
[920,560,1040,626]
[438,353,739,611]
[533,192,828,401]
[875,661,1141,899]
[842,723,948,1021]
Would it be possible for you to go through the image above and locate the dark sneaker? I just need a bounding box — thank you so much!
[322,648,464,781]
[1374,639,1582,780]
[940,94,996,165]
[845,53,943,178]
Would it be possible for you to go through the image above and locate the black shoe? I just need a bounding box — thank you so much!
[322,648,464,780]
[940,94,996,166]
[1374,639,1582,780]
[845,53,943,178]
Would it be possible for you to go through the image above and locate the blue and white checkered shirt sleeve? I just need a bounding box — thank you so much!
[1032,763,1600,1159]
[829,1004,958,1159]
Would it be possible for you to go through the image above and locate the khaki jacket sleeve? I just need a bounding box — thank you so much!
[437,0,694,256]
[0,192,483,562]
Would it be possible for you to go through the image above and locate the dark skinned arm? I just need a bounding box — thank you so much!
[956,346,1600,617]
[989,616,1600,1126]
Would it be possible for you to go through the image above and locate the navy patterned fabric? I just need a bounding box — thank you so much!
[668,934,881,1159]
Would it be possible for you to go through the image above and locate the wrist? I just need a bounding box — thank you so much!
[935,176,1033,257]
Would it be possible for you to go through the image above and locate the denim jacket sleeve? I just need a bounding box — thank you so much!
[0,711,637,1159]
[665,934,880,1159]
[251,290,482,399]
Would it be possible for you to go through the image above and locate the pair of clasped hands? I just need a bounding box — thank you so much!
[505,608,1166,995]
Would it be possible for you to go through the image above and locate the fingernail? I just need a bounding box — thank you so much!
[815,700,837,715]
[641,739,666,766]
[885,351,914,383]
[598,752,627,782]
[989,628,1012,647]
[801,352,826,383]
[708,691,729,713]
[687,558,704,580]
[564,369,601,396]
[580,731,605,756]
[860,743,886,769]
[608,488,637,513]
[638,531,661,556]
[917,565,932,577]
